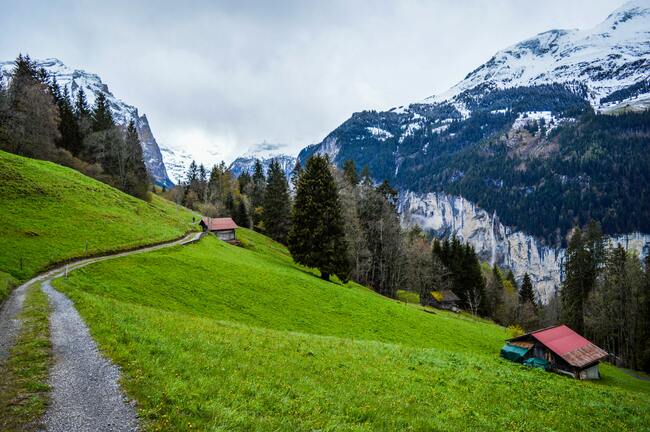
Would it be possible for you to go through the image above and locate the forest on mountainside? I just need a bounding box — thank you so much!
[0,54,150,199]
[301,84,650,246]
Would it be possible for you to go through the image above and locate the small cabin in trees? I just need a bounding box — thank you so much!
[500,324,608,379]
[427,290,461,312]
[199,217,238,242]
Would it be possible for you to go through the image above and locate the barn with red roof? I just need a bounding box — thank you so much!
[501,324,608,380]
[199,217,238,242]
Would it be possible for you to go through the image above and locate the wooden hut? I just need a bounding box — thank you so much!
[199,217,238,242]
[501,324,608,379]
[427,290,461,312]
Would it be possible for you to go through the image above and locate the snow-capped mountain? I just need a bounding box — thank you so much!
[427,0,650,113]
[0,58,174,187]
[160,146,194,185]
[299,0,650,301]
[229,143,297,180]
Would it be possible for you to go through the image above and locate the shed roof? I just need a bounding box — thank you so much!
[439,290,460,302]
[201,217,238,231]
[510,325,607,368]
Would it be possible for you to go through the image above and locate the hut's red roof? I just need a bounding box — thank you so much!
[512,325,607,368]
[201,217,238,231]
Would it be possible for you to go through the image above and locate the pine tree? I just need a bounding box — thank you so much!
[506,270,518,292]
[198,164,208,202]
[91,92,114,132]
[263,159,291,243]
[124,119,149,198]
[519,273,536,305]
[288,155,350,282]
[250,159,266,229]
[562,228,587,333]
[55,85,83,155]
[233,198,251,228]
[342,159,359,186]
[75,88,89,118]
[238,170,252,194]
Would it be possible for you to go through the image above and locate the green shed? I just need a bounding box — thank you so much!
[500,344,529,363]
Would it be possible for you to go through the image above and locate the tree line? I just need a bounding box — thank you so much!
[561,221,650,372]
[0,54,149,199]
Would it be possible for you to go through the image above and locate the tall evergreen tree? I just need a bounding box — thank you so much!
[123,119,149,198]
[238,170,252,194]
[91,92,114,132]
[288,155,350,282]
[233,198,251,228]
[75,87,89,118]
[519,273,536,305]
[562,228,587,333]
[342,159,359,186]
[263,159,291,243]
[54,85,83,155]
[250,159,266,229]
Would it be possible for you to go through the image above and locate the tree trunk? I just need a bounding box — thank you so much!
[320,271,330,282]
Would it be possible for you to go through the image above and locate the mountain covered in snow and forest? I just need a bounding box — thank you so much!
[229,143,297,180]
[0,58,174,187]
[299,0,650,301]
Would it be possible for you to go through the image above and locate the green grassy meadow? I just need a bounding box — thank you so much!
[54,230,650,431]
[0,150,197,298]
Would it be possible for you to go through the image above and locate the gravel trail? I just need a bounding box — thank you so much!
[0,231,203,430]
[42,280,138,432]
[0,281,28,362]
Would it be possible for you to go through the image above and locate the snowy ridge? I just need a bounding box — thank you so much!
[229,144,297,180]
[425,0,650,111]
[0,58,173,187]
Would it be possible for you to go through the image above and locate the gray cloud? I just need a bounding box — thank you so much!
[0,0,623,164]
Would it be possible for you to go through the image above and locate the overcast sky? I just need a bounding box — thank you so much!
[0,0,624,164]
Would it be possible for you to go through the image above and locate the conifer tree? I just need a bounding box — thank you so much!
[124,119,149,198]
[91,92,114,132]
[233,198,251,228]
[75,87,89,118]
[238,170,252,194]
[288,155,350,282]
[562,228,587,333]
[519,273,536,305]
[250,159,266,229]
[55,85,83,155]
[263,159,291,243]
[342,159,359,186]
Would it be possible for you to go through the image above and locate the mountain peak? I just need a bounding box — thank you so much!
[425,0,650,110]
[607,0,650,22]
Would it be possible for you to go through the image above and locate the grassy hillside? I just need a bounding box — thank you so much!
[0,150,197,298]
[54,229,650,431]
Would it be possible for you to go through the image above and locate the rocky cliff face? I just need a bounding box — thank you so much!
[0,58,174,187]
[399,191,650,303]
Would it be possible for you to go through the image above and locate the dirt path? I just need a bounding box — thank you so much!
[0,231,203,431]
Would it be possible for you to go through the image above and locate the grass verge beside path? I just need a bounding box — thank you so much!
[0,271,17,304]
[0,283,52,431]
